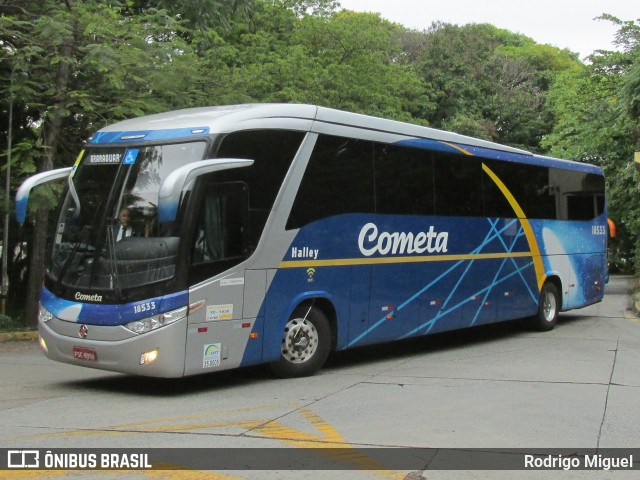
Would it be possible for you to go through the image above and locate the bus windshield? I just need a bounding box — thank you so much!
[47,141,207,300]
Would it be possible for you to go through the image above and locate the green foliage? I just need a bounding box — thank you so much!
[544,15,640,270]
[0,313,22,331]
[0,1,589,190]
[203,3,430,121]
[1,0,640,323]
[415,22,582,150]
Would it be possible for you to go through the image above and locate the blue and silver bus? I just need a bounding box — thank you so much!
[17,104,607,378]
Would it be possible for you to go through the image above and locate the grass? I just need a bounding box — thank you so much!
[0,314,33,333]
[629,276,640,316]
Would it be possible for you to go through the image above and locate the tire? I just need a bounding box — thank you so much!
[269,305,331,378]
[530,282,560,332]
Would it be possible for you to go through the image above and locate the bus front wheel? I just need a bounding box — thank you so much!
[530,282,560,332]
[269,305,331,378]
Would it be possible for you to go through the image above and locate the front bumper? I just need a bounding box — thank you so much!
[38,317,187,378]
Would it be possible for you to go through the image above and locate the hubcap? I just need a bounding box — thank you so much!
[281,317,318,364]
[543,290,556,322]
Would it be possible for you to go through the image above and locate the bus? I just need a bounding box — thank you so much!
[16,104,607,378]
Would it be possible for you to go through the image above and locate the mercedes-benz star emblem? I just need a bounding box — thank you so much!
[79,324,88,338]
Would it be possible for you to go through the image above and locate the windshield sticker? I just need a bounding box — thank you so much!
[123,149,139,165]
[203,343,221,368]
[87,152,122,165]
[206,304,233,321]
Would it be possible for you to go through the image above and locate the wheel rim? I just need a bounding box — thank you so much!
[281,317,318,364]
[543,290,557,322]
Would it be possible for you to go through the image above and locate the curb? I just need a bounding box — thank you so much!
[0,331,38,342]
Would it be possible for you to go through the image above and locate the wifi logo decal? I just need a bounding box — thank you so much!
[307,268,316,283]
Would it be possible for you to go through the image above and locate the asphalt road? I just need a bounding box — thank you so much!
[1,275,639,479]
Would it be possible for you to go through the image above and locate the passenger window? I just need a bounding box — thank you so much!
[433,152,483,217]
[374,144,434,216]
[215,129,305,245]
[287,135,374,229]
[566,195,598,220]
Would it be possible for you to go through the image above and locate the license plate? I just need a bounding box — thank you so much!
[73,346,97,361]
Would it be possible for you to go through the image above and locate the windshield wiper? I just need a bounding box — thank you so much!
[52,227,96,292]
[51,175,85,291]
[67,174,81,222]
[106,224,122,300]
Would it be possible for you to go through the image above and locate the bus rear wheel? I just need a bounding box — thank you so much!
[269,305,331,378]
[530,281,560,332]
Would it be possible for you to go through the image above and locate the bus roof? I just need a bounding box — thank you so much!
[95,103,527,153]
[93,104,602,175]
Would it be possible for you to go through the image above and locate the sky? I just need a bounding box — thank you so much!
[338,0,638,60]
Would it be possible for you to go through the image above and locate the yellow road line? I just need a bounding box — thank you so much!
[0,472,68,479]
[11,406,408,479]
[252,408,406,479]
[0,469,240,480]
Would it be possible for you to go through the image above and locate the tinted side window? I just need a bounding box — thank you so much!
[482,171,516,218]
[192,182,248,265]
[214,129,305,246]
[566,195,597,220]
[433,152,483,217]
[189,182,249,284]
[374,144,434,216]
[554,170,606,220]
[287,135,374,229]
[596,195,605,217]
[486,160,556,219]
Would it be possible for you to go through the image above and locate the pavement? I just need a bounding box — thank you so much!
[1,275,639,479]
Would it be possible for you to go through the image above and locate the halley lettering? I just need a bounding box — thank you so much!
[358,222,448,257]
[291,246,319,260]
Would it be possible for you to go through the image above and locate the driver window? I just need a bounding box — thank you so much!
[192,182,248,266]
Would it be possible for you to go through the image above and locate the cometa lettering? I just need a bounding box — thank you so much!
[358,222,449,257]
[75,292,103,302]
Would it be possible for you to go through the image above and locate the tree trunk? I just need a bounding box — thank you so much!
[24,208,49,327]
[24,39,74,328]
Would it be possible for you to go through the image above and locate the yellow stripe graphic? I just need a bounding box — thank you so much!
[440,141,473,156]
[481,162,545,291]
[280,251,532,269]
[280,144,545,294]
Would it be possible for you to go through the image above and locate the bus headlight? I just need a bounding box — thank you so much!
[124,306,187,334]
[38,304,54,323]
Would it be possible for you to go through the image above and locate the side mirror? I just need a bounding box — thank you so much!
[157,158,254,223]
[15,167,73,225]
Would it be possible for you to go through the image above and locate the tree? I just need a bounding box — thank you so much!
[4,0,633,326]
[0,0,203,325]
[414,22,581,151]
[218,3,430,121]
[544,15,640,269]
